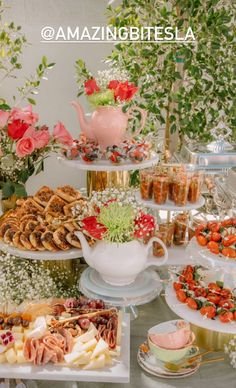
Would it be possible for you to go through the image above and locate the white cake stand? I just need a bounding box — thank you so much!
[186,237,236,273]
[79,267,162,320]
[165,283,236,335]
[58,152,159,172]
[135,192,205,212]
[0,241,83,260]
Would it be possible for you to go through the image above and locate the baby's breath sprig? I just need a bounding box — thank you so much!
[225,337,236,368]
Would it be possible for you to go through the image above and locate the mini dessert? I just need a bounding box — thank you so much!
[173,213,188,245]
[53,226,71,250]
[148,320,191,350]
[172,172,190,206]
[44,195,67,217]
[41,230,59,251]
[139,169,153,200]
[55,185,82,203]
[153,174,169,204]
[34,186,55,207]
[188,172,203,203]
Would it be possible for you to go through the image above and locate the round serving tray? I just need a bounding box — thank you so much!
[165,283,236,334]
[79,267,162,307]
[135,192,205,211]
[187,237,236,272]
[0,241,83,260]
[58,152,159,172]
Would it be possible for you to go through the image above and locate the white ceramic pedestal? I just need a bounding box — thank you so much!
[79,267,162,320]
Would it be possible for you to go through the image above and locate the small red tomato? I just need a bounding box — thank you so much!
[207,241,220,255]
[185,272,194,282]
[208,283,221,294]
[219,311,234,323]
[197,235,208,246]
[187,298,198,310]
[173,282,183,291]
[200,306,216,319]
[233,311,236,321]
[211,232,221,242]
[185,265,194,273]
[195,224,207,236]
[222,247,236,259]
[176,289,187,303]
[207,293,221,305]
[222,235,236,247]
[218,299,235,309]
[221,218,236,227]
[208,222,220,232]
[188,280,197,291]
[195,287,207,298]
[221,289,232,299]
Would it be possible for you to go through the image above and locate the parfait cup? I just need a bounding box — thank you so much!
[139,169,153,200]
[153,174,169,205]
[188,171,203,203]
[159,222,174,247]
[172,172,191,206]
[173,213,188,246]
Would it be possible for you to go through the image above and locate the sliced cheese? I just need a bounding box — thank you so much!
[83,354,106,370]
[16,350,27,364]
[81,338,97,352]
[14,333,24,341]
[91,338,108,359]
[64,351,84,365]
[14,340,24,351]
[74,351,92,365]
[0,353,6,363]
[11,326,23,333]
[75,329,96,344]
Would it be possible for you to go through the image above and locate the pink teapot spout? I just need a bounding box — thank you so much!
[71,100,95,140]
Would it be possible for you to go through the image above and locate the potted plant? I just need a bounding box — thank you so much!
[75,189,168,285]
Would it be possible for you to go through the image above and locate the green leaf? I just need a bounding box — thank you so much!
[42,56,47,67]
[27,97,36,105]
[14,183,27,198]
[2,181,15,198]
[18,170,29,184]
[35,160,44,175]
[0,103,11,111]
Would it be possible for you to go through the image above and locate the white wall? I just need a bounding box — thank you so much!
[2,0,113,193]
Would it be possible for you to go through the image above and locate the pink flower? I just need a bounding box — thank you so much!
[0,110,10,129]
[53,121,73,146]
[8,120,29,140]
[24,125,50,149]
[16,137,36,158]
[10,105,39,125]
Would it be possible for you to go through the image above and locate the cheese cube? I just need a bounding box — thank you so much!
[6,348,17,364]
[13,333,24,341]
[75,351,92,365]
[75,329,96,344]
[14,340,23,351]
[16,350,27,364]
[91,338,108,359]
[81,338,97,352]
[11,326,23,333]
[83,354,106,370]
[64,351,83,365]
[0,353,6,363]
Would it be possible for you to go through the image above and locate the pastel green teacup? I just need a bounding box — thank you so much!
[148,332,196,363]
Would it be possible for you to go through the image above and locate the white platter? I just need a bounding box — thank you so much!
[58,152,159,172]
[187,237,236,272]
[135,192,205,211]
[0,241,83,260]
[165,283,236,334]
[0,314,130,383]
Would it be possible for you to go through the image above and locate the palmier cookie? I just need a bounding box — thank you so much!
[53,226,71,250]
[20,232,35,250]
[41,230,58,252]
[29,231,45,251]
[66,232,81,249]
[12,232,26,250]
[3,228,19,244]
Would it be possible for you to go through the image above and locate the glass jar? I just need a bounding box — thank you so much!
[188,172,203,203]
[153,174,169,204]
[153,231,166,257]
[172,173,191,206]
[139,169,153,200]
[159,222,174,247]
[173,213,188,245]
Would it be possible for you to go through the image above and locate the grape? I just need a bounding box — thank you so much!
[78,318,90,330]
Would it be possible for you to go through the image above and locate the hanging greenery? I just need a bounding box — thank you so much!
[106,0,236,143]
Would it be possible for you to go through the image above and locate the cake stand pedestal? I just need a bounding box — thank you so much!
[79,267,162,320]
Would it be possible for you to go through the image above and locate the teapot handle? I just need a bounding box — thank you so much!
[126,106,147,138]
[145,237,168,268]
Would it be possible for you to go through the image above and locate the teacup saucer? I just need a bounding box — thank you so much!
[137,343,200,379]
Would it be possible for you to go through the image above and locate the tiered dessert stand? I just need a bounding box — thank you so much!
[59,152,163,319]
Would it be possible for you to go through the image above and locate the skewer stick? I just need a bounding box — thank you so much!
[52,308,117,327]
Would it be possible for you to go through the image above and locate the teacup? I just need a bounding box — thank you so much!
[148,332,196,363]
[148,320,191,350]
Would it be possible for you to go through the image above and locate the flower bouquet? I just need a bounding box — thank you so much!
[72,65,147,150]
[75,189,168,285]
[0,105,73,208]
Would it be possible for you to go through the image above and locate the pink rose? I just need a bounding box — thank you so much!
[16,137,36,158]
[23,126,50,149]
[0,110,10,129]
[53,121,73,146]
[10,105,39,125]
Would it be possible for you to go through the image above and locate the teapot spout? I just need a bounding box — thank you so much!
[71,100,94,140]
[75,231,94,267]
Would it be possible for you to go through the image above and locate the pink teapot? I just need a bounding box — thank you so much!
[71,101,147,150]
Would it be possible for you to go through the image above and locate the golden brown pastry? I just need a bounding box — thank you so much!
[41,230,58,251]
[34,186,55,207]
[3,228,19,244]
[65,232,81,249]
[22,198,45,214]
[63,199,86,217]
[55,185,81,203]
[63,221,80,232]
[29,231,45,251]
[44,195,67,217]
[0,222,15,239]
[24,220,38,233]
[53,226,71,250]
[20,232,35,250]
[13,231,26,250]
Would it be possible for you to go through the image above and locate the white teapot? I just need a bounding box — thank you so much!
[76,232,168,286]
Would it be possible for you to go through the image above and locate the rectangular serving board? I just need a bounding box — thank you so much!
[0,314,130,383]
